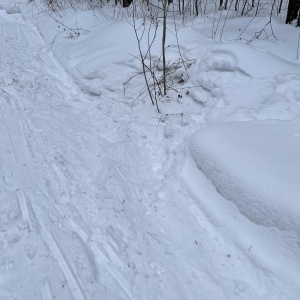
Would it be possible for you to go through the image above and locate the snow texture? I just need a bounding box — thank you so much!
[0,0,300,299]
[189,119,300,233]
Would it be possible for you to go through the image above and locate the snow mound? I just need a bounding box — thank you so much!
[215,43,300,78]
[191,42,300,78]
[188,118,300,233]
[205,49,239,72]
[184,36,300,122]
[0,4,21,14]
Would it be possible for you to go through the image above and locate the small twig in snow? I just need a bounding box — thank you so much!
[147,231,159,242]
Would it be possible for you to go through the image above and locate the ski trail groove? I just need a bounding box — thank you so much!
[12,86,134,299]
[1,100,85,299]
[0,15,135,299]
[73,223,135,300]
[16,190,29,223]
[39,280,54,300]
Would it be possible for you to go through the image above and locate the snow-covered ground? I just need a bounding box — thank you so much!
[0,0,300,299]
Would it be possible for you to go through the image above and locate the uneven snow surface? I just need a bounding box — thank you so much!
[189,119,300,232]
[188,120,300,294]
[1,1,300,299]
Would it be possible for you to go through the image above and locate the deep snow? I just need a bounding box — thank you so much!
[188,119,300,294]
[189,118,300,233]
[0,0,300,299]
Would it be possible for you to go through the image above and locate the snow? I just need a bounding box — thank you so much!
[188,118,300,232]
[1,0,300,299]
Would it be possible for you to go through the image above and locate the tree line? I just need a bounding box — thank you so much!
[120,0,300,26]
[42,0,300,26]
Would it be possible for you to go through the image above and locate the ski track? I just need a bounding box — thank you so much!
[0,12,134,300]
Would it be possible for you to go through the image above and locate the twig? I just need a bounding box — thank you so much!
[158,112,183,125]
[172,6,189,79]
[147,231,159,241]
[297,33,300,60]
[131,6,156,108]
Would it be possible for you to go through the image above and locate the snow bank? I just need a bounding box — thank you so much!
[178,30,300,123]
[189,118,300,233]
[0,1,21,14]
[33,12,179,96]
[33,14,140,95]
[201,43,300,78]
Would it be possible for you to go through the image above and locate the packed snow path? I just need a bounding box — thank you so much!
[1,6,300,300]
[0,11,137,300]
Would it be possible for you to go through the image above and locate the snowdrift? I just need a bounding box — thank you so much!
[189,118,300,233]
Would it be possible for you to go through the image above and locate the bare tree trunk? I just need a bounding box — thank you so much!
[278,0,283,14]
[255,0,260,15]
[162,0,167,96]
[123,0,133,7]
[241,0,249,15]
[235,0,239,11]
[224,0,229,9]
[286,0,300,25]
